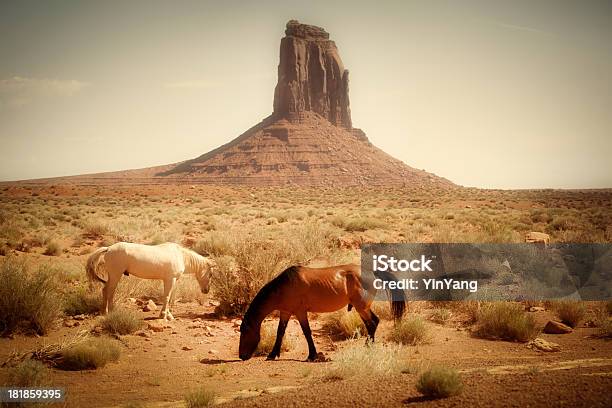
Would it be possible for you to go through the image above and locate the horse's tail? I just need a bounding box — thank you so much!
[374,270,407,321]
[86,247,109,284]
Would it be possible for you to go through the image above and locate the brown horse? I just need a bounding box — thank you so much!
[239,264,406,361]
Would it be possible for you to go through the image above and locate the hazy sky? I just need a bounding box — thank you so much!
[1,0,610,188]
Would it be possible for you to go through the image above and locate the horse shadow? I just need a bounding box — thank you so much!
[199,358,241,365]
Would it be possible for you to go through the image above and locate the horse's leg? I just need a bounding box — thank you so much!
[296,311,318,362]
[356,306,379,342]
[160,277,176,320]
[102,284,109,315]
[267,311,290,361]
[105,274,121,314]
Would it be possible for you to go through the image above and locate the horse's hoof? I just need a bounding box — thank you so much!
[307,352,329,363]
[266,355,277,361]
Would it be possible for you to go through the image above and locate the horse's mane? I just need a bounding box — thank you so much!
[179,246,209,280]
[243,265,299,325]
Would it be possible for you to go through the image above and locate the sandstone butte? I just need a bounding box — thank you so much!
[25,20,456,188]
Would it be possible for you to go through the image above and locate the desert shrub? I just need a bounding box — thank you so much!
[474,302,537,342]
[597,317,612,338]
[193,231,235,257]
[209,224,333,315]
[0,258,62,335]
[430,308,451,325]
[81,220,109,239]
[331,216,387,232]
[4,359,49,387]
[416,366,463,398]
[0,218,24,248]
[323,341,406,381]
[254,321,293,356]
[322,310,366,339]
[184,387,216,408]
[552,301,586,328]
[101,308,143,335]
[64,287,102,316]
[44,239,63,256]
[389,316,429,345]
[58,337,120,370]
[57,261,84,283]
[550,215,579,231]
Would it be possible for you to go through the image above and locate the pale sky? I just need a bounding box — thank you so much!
[1,0,610,188]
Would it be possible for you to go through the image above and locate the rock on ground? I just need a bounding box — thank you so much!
[544,320,573,334]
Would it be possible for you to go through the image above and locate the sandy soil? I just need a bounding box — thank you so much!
[1,299,610,408]
[0,183,610,407]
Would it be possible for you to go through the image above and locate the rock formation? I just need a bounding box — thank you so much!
[273,20,352,129]
[43,20,454,188]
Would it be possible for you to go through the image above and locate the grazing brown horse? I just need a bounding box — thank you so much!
[239,264,406,361]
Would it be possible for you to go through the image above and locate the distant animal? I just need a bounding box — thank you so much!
[86,242,215,320]
[525,231,550,245]
[239,264,406,362]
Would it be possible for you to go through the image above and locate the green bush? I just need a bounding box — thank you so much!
[416,366,463,398]
[0,258,62,335]
[474,302,537,342]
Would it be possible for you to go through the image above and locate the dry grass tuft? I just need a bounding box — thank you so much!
[43,239,63,256]
[389,315,430,345]
[322,341,407,381]
[58,337,121,370]
[0,258,62,335]
[416,366,463,398]
[322,310,366,340]
[184,387,217,408]
[552,301,586,328]
[254,321,294,356]
[474,302,537,342]
[429,308,452,325]
[4,359,49,387]
[101,308,144,335]
[63,287,102,316]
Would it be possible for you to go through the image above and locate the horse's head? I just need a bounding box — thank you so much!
[195,258,215,294]
[238,319,260,360]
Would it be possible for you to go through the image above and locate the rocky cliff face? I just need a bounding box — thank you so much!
[273,20,352,129]
[55,20,455,188]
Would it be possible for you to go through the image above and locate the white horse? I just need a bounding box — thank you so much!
[86,242,215,320]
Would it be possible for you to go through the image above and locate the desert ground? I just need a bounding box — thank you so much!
[0,183,611,407]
